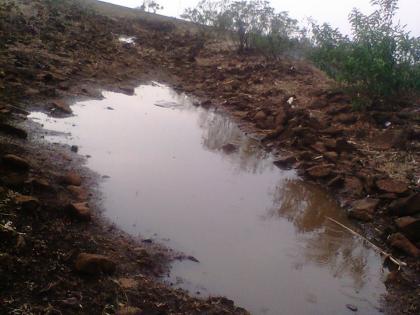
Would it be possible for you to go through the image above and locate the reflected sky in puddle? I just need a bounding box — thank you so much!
[29,83,387,315]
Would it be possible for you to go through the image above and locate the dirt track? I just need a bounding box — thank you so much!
[0,0,419,314]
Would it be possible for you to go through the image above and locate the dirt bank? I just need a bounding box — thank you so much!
[0,0,419,314]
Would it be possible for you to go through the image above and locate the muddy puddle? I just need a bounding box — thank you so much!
[30,83,387,315]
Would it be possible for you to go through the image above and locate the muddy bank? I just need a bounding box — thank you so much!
[0,0,419,314]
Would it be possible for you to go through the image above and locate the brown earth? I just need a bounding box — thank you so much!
[0,0,419,314]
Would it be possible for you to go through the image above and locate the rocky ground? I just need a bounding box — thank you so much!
[0,0,419,314]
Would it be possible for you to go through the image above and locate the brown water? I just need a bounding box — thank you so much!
[30,83,387,315]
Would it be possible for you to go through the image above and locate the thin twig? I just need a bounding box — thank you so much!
[326,217,406,269]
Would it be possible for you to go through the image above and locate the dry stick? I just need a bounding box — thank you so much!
[326,217,407,269]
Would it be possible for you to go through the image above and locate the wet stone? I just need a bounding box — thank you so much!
[75,253,116,275]
[254,110,267,122]
[324,151,338,162]
[26,177,51,191]
[327,175,344,188]
[14,194,40,212]
[221,143,237,154]
[117,307,143,315]
[348,210,373,222]
[2,154,30,171]
[66,202,91,221]
[67,185,88,201]
[376,178,408,194]
[273,155,297,169]
[389,193,420,216]
[395,217,420,241]
[310,142,326,154]
[306,164,332,178]
[352,198,380,212]
[344,177,364,197]
[388,233,420,258]
[61,171,82,186]
[346,304,358,312]
[52,100,72,114]
[348,198,378,222]
[0,123,28,139]
[335,139,356,153]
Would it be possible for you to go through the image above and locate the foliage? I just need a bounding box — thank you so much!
[311,0,420,109]
[182,0,300,56]
[137,0,163,14]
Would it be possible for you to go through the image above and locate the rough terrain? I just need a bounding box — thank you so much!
[0,0,419,314]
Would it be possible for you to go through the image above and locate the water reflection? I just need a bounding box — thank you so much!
[266,179,386,294]
[29,83,386,315]
[198,109,273,175]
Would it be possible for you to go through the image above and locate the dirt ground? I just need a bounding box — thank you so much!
[0,0,419,314]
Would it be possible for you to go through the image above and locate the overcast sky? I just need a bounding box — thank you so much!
[99,0,420,36]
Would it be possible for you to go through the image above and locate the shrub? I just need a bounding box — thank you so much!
[311,0,420,109]
[181,0,301,57]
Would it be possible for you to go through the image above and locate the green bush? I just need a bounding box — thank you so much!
[311,0,420,109]
[182,0,301,57]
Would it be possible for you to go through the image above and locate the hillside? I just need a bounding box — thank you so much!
[0,0,419,314]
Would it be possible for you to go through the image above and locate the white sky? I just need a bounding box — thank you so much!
[99,0,420,36]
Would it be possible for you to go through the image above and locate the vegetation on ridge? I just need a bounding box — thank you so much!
[182,0,420,110]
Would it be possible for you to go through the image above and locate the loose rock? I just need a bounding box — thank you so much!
[52,100,72,114]
[348,197,379,222]
[395,217,420,241]
[2,154,30,171]
[14,194,40,212]
[388,233,420,258]
[221,143,237,154]
[66,202,91,221]
[61,171,82,186]
[117,307,143,315]
[67,185,88,201]
[389,193,420,216]
[306,164,332,178]
[273,155,297,169]
[74,253,116,275]
[0,123,28,139]
[376,178,408,194]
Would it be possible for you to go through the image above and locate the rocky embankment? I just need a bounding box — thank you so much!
[0,0,419,314]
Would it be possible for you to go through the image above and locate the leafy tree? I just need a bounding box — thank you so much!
[182,0,299,55]
[138,0,163,14]
[181,0,231,32]
[312,0,420,109]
